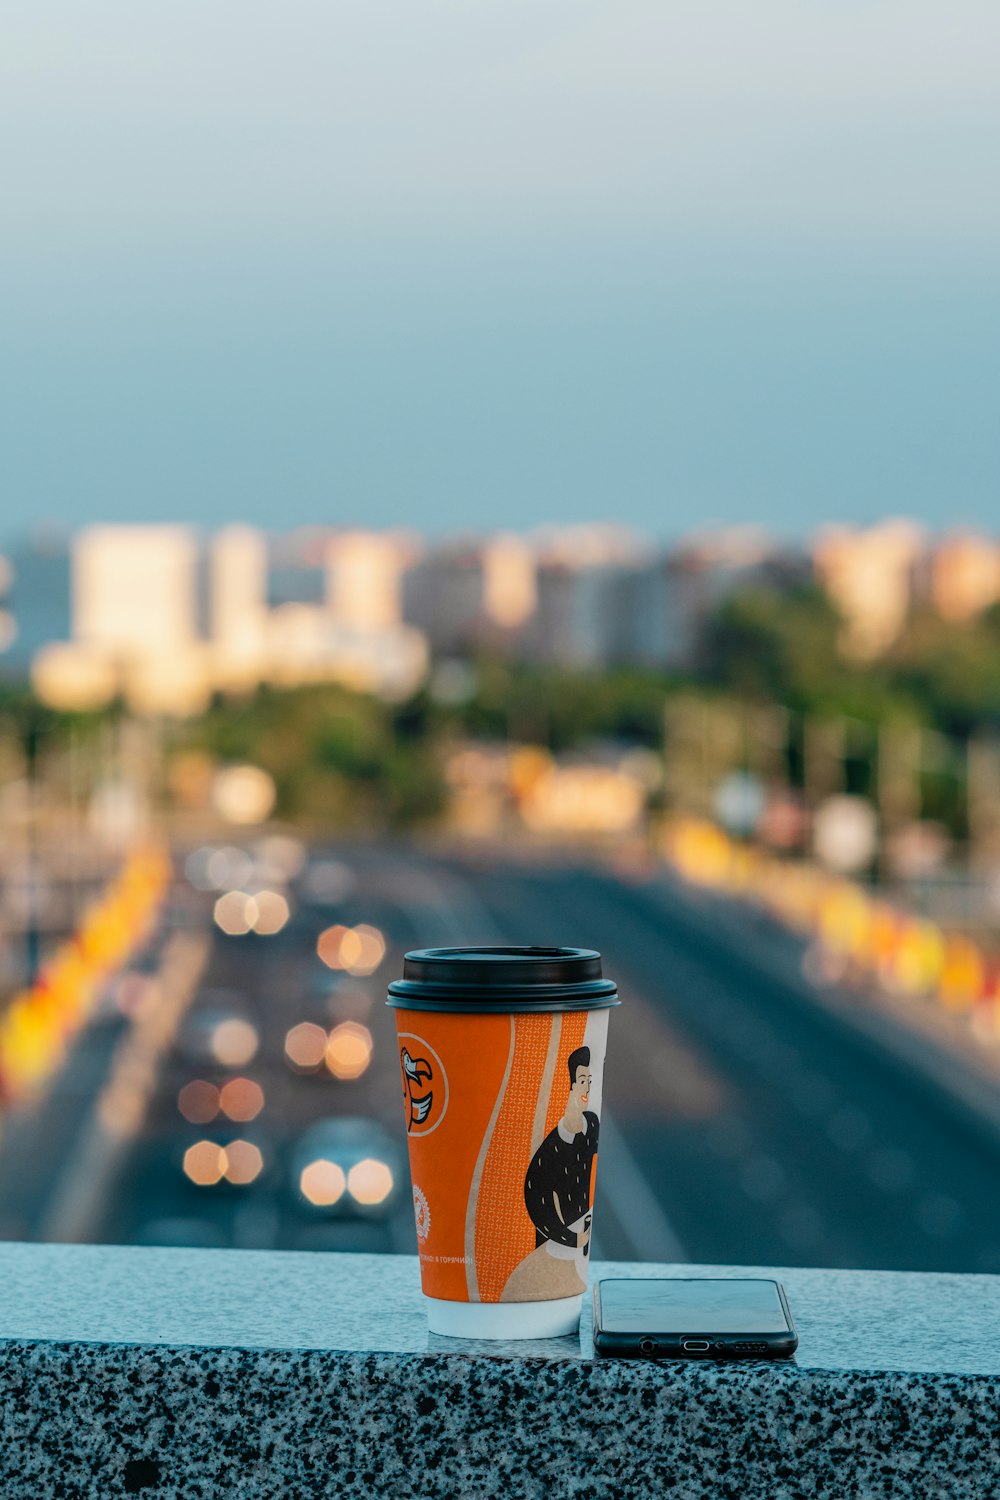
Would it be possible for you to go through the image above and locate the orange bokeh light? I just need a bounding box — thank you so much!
[347,1157,394,1205]
[178,1079,220,1124]
[223,1138,264,1185]
[250,890,290,935]
[284,1021,328,1071]
[325,1021,373,1080]
[300,1158,346,1206]
[219,1077,264,1122]
[214,890,254,936]
[183,1140,226,1186]
[317,924,350,969]
[316,923,385,977]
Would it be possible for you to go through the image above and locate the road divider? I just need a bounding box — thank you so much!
[0,845,172,1107]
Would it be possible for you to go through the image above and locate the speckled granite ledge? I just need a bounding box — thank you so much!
[0,1246,997,1499]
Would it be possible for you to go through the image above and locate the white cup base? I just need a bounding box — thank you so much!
[425,1292,583,1340]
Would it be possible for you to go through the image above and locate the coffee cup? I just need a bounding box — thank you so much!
[387,945,619,1338]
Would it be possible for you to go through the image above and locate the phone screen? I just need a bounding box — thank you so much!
[598,1278,790,1334]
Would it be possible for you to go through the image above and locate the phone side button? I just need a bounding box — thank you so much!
[682,1340,710,1352]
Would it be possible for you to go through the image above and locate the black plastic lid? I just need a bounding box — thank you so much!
[386,946,620,1013]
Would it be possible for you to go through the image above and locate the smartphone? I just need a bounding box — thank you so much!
[593,1277,797,1360]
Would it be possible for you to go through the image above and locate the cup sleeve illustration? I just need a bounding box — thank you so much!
[500,1045,599,1302]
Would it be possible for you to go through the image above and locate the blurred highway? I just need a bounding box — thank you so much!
[4,841,1000,1274]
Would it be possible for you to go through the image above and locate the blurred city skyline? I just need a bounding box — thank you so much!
[4,514,999,718]
[4,2,999,536]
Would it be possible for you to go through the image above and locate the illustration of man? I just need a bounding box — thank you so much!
[500,1045,599,1302]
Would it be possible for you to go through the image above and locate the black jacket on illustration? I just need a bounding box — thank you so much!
[523,1112,599,1249]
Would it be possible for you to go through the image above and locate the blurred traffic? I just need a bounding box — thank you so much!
[1,825,1000,1276]
[113,839,412,1255]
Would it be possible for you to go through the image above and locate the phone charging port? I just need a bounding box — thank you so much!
[682,1340,710,1352]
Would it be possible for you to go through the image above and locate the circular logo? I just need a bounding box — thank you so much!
[398,1033,449,1137]
[412,1184,431,1242]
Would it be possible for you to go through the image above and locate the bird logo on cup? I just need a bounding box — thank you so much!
[401,1048,433,1130]
[399,1035,449,1136]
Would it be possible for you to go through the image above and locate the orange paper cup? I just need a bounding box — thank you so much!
[387,946,619,1339]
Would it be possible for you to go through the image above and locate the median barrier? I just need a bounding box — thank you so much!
[664,817,1000,1044]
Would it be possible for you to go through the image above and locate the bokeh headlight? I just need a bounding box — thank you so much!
[347,1158,394,1206]
[300,1159,346,1206]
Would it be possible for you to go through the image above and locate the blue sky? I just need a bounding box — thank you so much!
[3,1,999,540]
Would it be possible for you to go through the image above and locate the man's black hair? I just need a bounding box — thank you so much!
[567,1046,591,1084]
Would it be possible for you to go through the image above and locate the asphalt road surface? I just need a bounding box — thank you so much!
[6,841,1000,1275]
